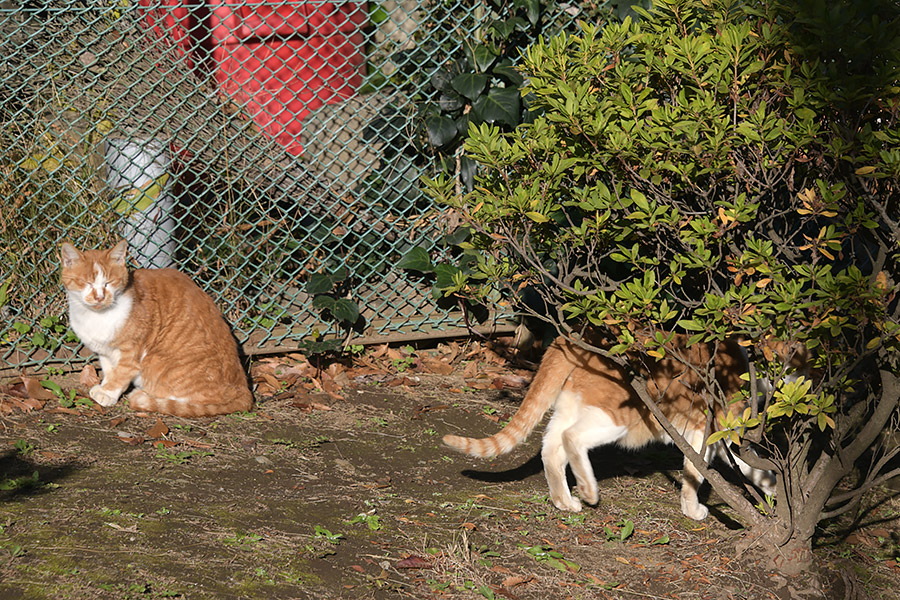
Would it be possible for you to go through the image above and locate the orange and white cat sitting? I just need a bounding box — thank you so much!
[60,240,252,417]
[444,335,788,520]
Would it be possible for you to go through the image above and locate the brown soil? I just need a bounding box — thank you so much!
[1,348,899,600]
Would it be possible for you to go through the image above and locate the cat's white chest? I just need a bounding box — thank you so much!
[68,291,133,356]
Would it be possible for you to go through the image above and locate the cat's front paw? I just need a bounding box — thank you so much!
[90,385,120,407]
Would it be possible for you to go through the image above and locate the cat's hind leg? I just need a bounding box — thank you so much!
[542,398,582,512]
[562,405,627,507]
[680,429,713,520]
[127,389,170,414]
[716,444,776,497]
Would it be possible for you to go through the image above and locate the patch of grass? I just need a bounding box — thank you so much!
[418,531,498,597]
[0,471,41,492]
[267,437,299,449]
[155,446,213,465]
[2,542,26,559]
[99,507,145,520]
[228,411,259,421]
[223,532,264,549]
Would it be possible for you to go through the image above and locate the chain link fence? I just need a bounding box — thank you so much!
[0,0,601,372]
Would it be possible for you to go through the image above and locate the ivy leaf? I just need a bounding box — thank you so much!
[491,18,517,40]
[492,64,524,87]
[312,295,335,312]
[515,0,541,26]
[331,299,360,325]
[397,247,435,273]
[455,113,472,138]
[469,45,499,73]
[430,69,453,93]
[330,265,349,283]
[439,91,466,112]
[472,87,521,127]
[425,115,458,147]
[306,273,334,295]
[460,156,477,193]
[452,72,489,101]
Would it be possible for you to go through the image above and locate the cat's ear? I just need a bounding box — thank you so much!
[109,240,128,266]
[59,242,80,268]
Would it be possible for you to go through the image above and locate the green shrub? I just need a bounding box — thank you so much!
[424,0,900,574]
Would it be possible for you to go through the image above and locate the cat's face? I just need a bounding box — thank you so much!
[60,241,129,310]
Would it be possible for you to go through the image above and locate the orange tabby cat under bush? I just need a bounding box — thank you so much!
[444,335,780,520]
[60,240,252,417]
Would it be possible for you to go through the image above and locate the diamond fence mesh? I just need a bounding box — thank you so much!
[0,0,601,372]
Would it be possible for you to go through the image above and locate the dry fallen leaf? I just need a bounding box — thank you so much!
[395,555,431,569]
[502,574,535,588]
[22,397,44,410]
[146,418,169,439]
[117,432,144,445]
[22,376,55,401]
[465,378,493,390]
[420,356,454,375]
[79,364,101,389]
[462,361,479,378]
[181,439,212,449]
[386,377,419,387]
[3,382,28,398]
[0,397,28,414]
[290,401,332,413]
[438,341,460,364]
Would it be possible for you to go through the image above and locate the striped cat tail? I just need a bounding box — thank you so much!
[443,340,574,458]
[128,388,252,417]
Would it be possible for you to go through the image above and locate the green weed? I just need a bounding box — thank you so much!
[603,519,635,543]
[347,512,382,531]
[313,525,343,543]
[0,471,40,492]
[520,544,580,572]
[13,439,34,456]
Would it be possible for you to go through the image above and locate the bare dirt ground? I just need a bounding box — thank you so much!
[1,340,899,600]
